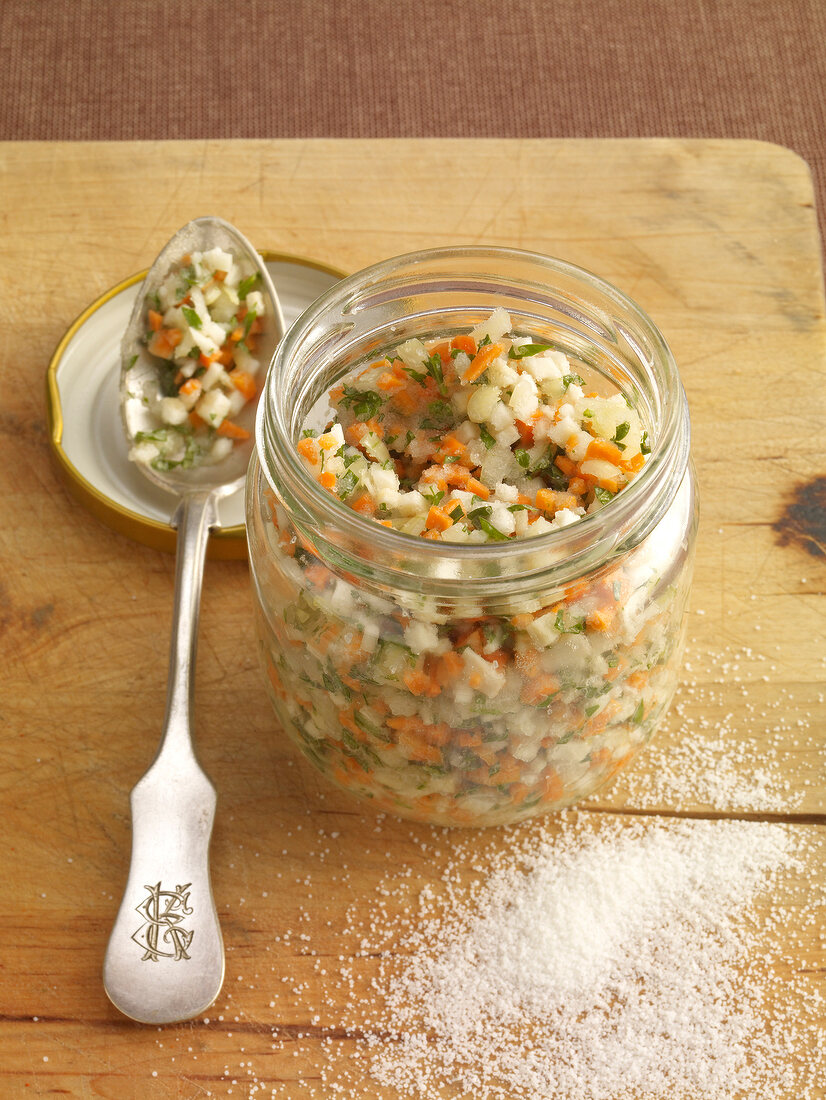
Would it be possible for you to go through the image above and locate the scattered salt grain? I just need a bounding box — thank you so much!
[335,816,822,1100]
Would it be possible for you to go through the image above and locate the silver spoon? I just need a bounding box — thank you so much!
[103,217,284,1024]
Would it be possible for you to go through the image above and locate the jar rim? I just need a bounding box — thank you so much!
[255,245,689,593]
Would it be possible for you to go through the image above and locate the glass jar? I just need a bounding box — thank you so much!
[246,247,697,827]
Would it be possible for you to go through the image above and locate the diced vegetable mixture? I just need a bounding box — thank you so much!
[127,247,267,471]
[254,309,691,825]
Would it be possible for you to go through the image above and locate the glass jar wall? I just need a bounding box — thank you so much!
[247,248,697,827]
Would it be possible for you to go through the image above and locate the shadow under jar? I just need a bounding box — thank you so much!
[247,247,697,827]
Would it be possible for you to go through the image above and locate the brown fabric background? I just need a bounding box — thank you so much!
[2,0,826,244]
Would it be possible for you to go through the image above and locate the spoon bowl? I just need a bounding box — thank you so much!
[104,217,284,1024]
[120,217,284,495]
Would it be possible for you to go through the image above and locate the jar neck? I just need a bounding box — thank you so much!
[255,247,690,602]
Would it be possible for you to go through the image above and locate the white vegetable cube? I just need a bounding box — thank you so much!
[226,388,247,417]
[462,648,506,698]
[404,620,446,655]
[245,289,266,317]
[522,351,565,383]
[552,507,582,529]
[580,457,621,482]
[488,401,514,432]
[471,307,512,344]
[396,338,429,370]
[488,359,520,388]
[196,388,232,427]
[467,385,501,423]
[130,439,160,463]
[509,373,539,420]
[201,247,234,274]
[199,361,228,392]
[209,437,234,462]
[159,396,189,426]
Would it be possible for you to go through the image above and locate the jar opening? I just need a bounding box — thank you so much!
[255,247,689,597]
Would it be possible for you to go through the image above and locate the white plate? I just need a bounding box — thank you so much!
[47,253,346,558]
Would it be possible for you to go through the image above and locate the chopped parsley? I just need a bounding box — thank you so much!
[339,385,383,421]
[508,342,551,360]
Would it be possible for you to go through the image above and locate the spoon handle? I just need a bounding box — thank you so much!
[104,490,225,1024]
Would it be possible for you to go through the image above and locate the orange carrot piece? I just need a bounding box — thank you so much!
[463,342,503,383]
[297,436,320,464]
[179,377,201,398]
[451,334,477,357]
[350,493,377,516]
[377,370,405,394]
[466,477,490,500]
[319,471,337,490]
[402,668,441,697]
[304,563,332,588]
[148,309,163,332]
[148,328,183,359]
[585,438,624,464]
[520,673,560,706]
[554,453,578,477]
[425,505,453,532]
[217,420,250,440]
[230,370,257,401]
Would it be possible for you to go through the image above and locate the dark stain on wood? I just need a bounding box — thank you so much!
[774,477,826,559]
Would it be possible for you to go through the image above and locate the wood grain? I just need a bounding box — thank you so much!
[0,139,824,1098]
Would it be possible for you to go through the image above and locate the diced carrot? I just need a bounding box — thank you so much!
[564,579,590,603]
[297,436,320,464]
[597,476,620,494]
[514,646,542,678]
[397,731,442,764]
[148,309,163,332]
[319,471,337,490]
[377,370,405,394]
[435,435,469,463]
[463,342,503,383]
[432,340,452,363]
[495,757,523,785]
[350,492,377,516]
[345,422,368,447]
[148,328,183,359]
[568,476,587,495]
[554,453,578,477]
[217,345,234,366]
[304,563,332,588]
[188,411,206,430]
[541,769,565,802]
[535,488,557,513]
[620,451,646,473]
[466,477,490,500]
[451,333,477,357]
[434,650,464,685]
[402,668,441,697]
[218,414,250,443]
[515,418,535,446]
[425,505,453,532]
[179,377,201,398]
[520,673,560,706]
[230,370,257,401]
[318,431,339,451]
[586,437,624,464]
[586,607,615,632]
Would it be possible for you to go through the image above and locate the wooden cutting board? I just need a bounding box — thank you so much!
[0,139,824,1099]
